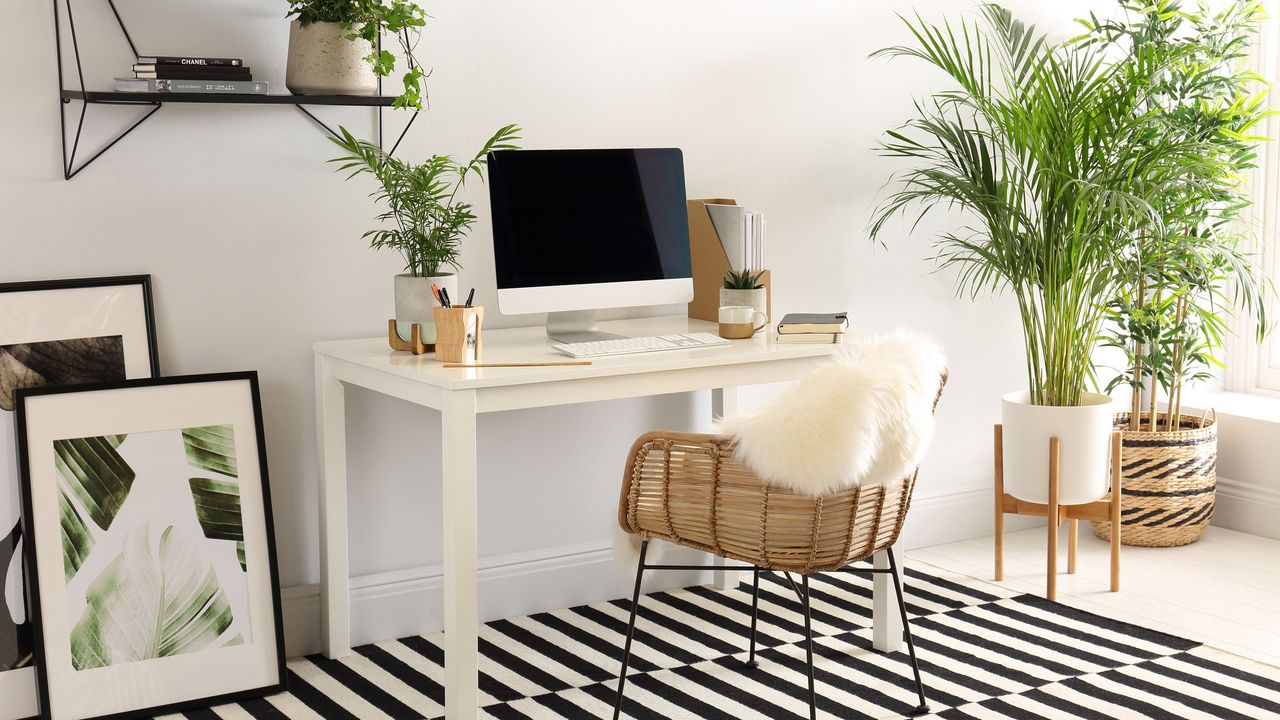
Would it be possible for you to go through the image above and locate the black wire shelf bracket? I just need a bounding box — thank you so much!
[53,0,418,180]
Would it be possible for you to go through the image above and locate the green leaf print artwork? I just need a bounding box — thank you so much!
[70,524,235,670]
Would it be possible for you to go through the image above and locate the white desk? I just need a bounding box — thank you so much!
[313,315,903,719]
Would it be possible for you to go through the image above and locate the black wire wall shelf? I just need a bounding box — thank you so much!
[54,0,418,180]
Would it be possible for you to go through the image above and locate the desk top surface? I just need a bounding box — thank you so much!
[314,316,842,391]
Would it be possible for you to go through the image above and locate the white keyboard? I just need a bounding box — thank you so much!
[551,332,731,358]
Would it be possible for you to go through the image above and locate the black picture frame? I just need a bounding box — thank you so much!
[14,373,286,720]
[0,275,160,720]
[0,275,160,378]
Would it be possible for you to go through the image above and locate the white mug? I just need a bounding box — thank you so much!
[718,305,767,339]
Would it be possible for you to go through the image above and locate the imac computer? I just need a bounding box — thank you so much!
[487,148,695,344]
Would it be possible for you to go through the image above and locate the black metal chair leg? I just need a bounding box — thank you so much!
[613,541,649,720]
[801,575,817,720]
[887,551,930,716]
[745,567,760,668]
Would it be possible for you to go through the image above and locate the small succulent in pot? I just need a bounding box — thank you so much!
[720,269,768,321]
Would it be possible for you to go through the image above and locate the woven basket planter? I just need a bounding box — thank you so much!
[1092,411,1217,547]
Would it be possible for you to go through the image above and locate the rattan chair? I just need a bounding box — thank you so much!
[613,375,947,720]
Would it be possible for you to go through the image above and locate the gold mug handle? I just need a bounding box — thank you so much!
[752,311,768,335]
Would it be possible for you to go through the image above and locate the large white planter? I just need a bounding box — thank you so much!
[1001,391,1116,505]
[285,20,377,96]
[394,273,457,345]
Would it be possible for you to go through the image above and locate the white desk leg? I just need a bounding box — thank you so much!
[316,356,351,659]
[442,390,480,719]
[872,541,904,652]
[710,387,742,591]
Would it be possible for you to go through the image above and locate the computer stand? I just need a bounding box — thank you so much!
[546,310,626,344]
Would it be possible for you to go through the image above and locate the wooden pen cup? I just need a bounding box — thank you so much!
[432,306,484,364]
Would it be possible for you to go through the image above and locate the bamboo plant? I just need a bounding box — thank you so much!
[870,4,1212,406]
[1080,0,1272,431]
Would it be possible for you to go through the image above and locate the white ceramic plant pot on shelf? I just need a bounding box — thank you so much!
[1001,390,1116,505]
[394,273,457,345]
[285,20,378,96]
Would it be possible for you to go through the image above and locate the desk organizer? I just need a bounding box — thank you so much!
[687,198,772,323]
[433,306,484,363]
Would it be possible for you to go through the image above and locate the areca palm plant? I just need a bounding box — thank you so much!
[870,4,1214,407]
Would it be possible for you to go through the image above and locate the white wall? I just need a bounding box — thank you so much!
[4,0,1110,654]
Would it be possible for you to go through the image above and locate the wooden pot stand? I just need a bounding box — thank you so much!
[993,425,1123,601]
[388,319,434,355]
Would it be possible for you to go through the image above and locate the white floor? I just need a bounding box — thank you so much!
[912,525,1280,667]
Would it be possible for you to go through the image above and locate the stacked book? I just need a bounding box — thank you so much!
[115,56,268,95]
[776,312,848,344]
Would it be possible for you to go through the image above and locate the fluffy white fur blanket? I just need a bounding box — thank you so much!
[715,329,947,497]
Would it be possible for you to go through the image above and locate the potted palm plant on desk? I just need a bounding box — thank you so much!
[329,124,520,344]
[1081,0,1272,546]
[870,5,1211,506]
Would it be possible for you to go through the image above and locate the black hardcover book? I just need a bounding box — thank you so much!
[136,55,243,67]
[133,65,252,80]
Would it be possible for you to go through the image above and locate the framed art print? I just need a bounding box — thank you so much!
[15,373,285,720]
[0,276,159,720]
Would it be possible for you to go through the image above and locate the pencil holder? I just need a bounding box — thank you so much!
[432,306,484,364]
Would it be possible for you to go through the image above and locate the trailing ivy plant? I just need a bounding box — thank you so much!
[329,124,521,277]
[1078,0,1273,431]
[287,0,428,109]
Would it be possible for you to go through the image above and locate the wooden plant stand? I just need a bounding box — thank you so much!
[388,319,434,355]
[993,424,1122,601]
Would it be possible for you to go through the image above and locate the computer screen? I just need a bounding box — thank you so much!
[488,148,692,290]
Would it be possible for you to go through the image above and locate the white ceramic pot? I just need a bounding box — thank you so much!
[1001,390,1116,505]
[285,20,377,96]
[720,287,768,322]
[394,273,457,345]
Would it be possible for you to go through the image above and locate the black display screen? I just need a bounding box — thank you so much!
[488,148,692,289]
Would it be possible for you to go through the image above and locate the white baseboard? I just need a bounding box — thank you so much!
[282,484,1017,657]
[902,483,1042,548]
[281,540,709,657]
[1214,476,1280,541]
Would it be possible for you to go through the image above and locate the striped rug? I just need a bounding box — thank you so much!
[164,561,1280,719]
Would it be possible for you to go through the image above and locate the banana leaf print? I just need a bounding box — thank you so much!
[55,435,135,532]
[188,477,246,571]
[60,489,94,581]
[70,523,235,670]
[182,425,237,478]
[1,521,32,671]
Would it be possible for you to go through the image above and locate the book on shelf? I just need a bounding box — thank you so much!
[136,55,243,67]
[776,332,843,344]
[114,78,269,94]
[776,312,849,334]
[133,64,252,80]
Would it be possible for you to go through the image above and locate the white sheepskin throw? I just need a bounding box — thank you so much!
[714,329,947,497]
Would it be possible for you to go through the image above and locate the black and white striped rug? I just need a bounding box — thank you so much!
[168,562,1280,719]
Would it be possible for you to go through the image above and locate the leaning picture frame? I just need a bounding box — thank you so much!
[0,276,159,720]
[15,373,286,720]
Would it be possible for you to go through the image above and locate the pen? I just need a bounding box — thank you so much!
[464,288,475,307]
[439,287,452,308]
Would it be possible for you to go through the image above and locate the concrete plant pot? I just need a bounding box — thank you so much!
[394,273,457,345]
[285,20,378,96]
